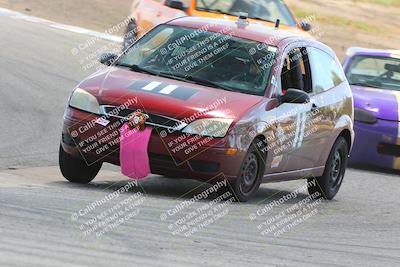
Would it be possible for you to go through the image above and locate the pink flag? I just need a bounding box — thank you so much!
[119,124,152,180]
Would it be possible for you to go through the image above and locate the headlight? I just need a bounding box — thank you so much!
[182,119,233,138]
[354,108,377,124]
[69,88,100,114]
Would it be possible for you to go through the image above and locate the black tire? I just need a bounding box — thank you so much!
[122,20,138,51]
[308,136,348,200]
[59,144,102,184]
[231,140,266,202]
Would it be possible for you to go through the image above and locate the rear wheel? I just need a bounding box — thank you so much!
[308,136,348,200]
[59,144,102,184]
[122,19,138,51]
[231,140,266,202]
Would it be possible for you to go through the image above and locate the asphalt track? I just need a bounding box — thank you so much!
[0,15,399,267]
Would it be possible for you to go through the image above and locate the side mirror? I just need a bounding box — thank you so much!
[281,89,310,104]
[99,53,118,66]
[301,22,312,31]
[165,0,187,11]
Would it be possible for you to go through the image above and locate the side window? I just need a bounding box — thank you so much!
[196,0,230,10]
[280,47,312,94]
[308,47,345,93]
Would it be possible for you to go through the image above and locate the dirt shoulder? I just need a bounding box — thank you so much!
[0,0,399,59]
[286,0,400,58]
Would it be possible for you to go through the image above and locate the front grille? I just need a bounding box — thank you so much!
[377,143,400,157]
[189,160,220,173]
[148,153,220,173]
[99,105,187,131]
[149,153,188,170]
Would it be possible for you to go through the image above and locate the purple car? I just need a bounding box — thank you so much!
[343,47,400,170]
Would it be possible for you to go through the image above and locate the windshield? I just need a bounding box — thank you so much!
[117,25,277,96]
[346,56,400,91]
[195,0,296,26]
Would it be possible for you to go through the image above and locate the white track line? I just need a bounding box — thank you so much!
[0,7,122,43]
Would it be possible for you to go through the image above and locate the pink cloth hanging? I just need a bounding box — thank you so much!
[119,124,152,180]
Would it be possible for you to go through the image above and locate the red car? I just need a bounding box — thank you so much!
[60,16,354,201]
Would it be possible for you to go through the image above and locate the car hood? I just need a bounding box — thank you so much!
[79,68,264,121]
[352,85,400,121]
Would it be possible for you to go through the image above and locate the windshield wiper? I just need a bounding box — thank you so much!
[156,72,189,82]
[350,82,381,88]
[115,63,160,76]
[197,7,238,17]
[247,16,276,24]
[191,76,234,92]
[187,76,235,91]
[158,72,234,92]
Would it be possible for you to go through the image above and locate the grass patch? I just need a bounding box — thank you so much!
[292,6,380,32]
[353,0,400,6]
[293,8,315,19]
[323,15,380,32]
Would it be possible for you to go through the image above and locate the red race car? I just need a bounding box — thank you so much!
[60,16,354,201]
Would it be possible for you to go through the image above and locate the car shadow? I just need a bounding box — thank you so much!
[52,175,315,206]
[348,163,400,176]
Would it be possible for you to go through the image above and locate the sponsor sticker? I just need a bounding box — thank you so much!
[95,117,110,127]
[271,155,283,168]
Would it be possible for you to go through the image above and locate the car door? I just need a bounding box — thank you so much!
[264,43,314,174]
[306,46,347,167]
[272,43,319,173]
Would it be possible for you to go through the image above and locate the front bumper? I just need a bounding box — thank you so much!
[61,107,246,181]
[349,119,400,170]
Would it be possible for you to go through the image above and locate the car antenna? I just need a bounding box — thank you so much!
[275,19,280,29]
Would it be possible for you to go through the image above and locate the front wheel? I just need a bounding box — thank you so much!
[59,144,102,184]
[308,136,348,200]
[230,141,266,202]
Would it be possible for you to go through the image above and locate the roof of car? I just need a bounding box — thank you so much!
[346,47,400,58]
[167,16,305,47]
